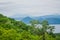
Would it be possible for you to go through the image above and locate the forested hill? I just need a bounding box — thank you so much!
[0,14,26,29]
[0,14,60,40]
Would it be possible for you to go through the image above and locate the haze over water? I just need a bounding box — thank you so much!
[51,24,60,33]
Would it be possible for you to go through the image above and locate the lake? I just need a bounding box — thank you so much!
[51,24,60,33]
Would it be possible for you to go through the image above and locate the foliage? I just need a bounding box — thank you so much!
[0,14,59,40]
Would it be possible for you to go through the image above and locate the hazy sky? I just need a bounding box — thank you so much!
[0,0,60,17]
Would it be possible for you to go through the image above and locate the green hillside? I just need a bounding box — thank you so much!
[0,14,60,40]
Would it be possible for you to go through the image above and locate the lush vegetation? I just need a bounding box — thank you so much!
[0,14,60,40]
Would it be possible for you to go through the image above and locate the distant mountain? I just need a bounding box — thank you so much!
[22,17,33,23]
[38,15,60,24]
[13,15,60,24]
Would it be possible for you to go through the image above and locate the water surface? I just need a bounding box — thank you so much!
[50,24,60,33]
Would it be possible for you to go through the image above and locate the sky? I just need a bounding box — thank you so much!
[0,0,60,17]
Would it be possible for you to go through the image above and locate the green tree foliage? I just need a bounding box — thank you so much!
[0,14,59,40]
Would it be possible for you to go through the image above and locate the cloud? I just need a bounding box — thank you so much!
[0,0,60,17]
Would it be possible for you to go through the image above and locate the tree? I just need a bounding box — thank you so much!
[41,20,49,40]
[30,20,40,27]
[41,20,55,40]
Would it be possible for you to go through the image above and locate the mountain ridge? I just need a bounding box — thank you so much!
[12,15,60,24]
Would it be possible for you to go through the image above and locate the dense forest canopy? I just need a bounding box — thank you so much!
[0,14,60,40]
